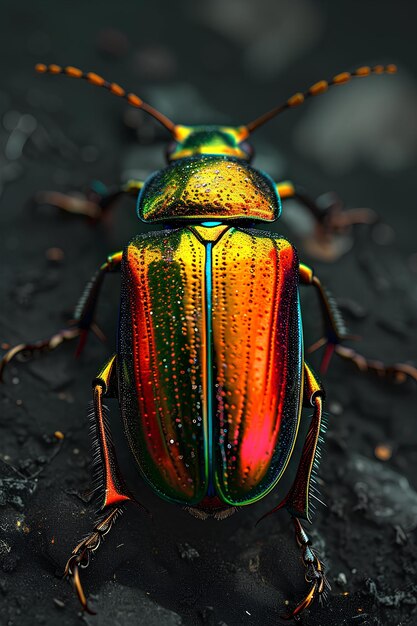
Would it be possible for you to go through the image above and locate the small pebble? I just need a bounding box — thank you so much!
[374,444,392,461]
[177,542,200,561]
[53,598,65,609]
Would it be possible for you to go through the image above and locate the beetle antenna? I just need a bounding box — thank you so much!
[245,64,397,134]
[35,63,178,137]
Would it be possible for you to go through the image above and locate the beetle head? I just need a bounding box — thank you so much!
[166,125,253,162]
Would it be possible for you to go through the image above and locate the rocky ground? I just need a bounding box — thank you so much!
[1,1,417,625]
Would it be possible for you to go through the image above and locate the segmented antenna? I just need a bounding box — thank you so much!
[245,64,397,133]
[35,63,177,136]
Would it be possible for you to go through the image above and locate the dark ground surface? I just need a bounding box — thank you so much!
[1,1,417,625]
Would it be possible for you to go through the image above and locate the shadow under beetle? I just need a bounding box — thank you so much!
[2,61,416,621]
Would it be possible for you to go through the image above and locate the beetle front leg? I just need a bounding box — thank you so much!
[35,179,144,221]
[277,181,377,233]
[277,181,377,261]
[0,252,122,381]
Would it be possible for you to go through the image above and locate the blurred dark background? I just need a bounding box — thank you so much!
[1,1,417,625]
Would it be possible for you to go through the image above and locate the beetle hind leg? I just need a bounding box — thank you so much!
[280,391,330,620]
[258,363,330,618]
[64,355,132,613]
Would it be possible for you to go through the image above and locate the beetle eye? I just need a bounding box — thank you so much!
[239,141,254,160]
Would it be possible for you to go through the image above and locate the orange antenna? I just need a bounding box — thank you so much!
[35,63,178,137]
[245,64,397,134]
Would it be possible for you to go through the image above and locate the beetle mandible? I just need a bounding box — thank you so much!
[2,61,416,621]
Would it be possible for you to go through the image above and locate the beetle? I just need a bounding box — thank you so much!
[2,61,416,621]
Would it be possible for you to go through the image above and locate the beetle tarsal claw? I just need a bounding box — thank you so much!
[64,548,97,614]
[284,580,319,620]
[63,506,123,613]
[283,565,328,620]
[71,561,96,615]
[284,517,330,620]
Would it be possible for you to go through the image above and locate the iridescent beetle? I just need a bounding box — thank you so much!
[2,62,416,620]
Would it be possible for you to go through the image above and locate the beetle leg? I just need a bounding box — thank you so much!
[35,179,143,221]
[300,263,417,384]
[259,368,324,523]
[258,365,329,619]
[277,181,377,262]
[0,252,122,381]
[92,357,131,508]
[64,505,124,615]
[281,390,329,620]
[0,327,80,382]
[64,357,132,613]
[73,251,122,357]
[333,344,417,385]
[300,263,356,372]
[282,517,330,621]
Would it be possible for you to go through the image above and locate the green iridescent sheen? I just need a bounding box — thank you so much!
[119,229,207,505]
